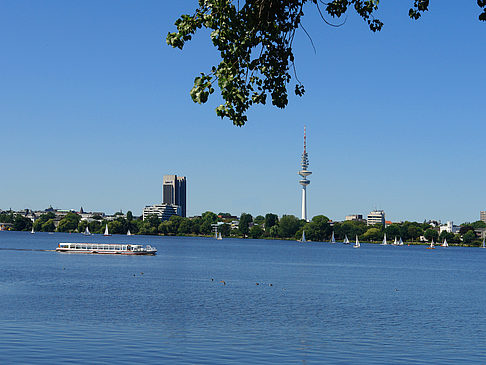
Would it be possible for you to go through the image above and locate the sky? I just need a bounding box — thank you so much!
[0,1,485,224]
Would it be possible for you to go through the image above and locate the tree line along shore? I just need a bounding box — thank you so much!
[1,210,485,246]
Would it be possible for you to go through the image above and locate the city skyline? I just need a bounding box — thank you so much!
[1,1,485,223]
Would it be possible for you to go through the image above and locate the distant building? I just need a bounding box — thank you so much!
[143,204,181,221]
[481,211,486,224]
[163,175,187,217]
[475,228,486,240]
[439,221,460,234]
[345,214,363,221]
[367,210,385,226]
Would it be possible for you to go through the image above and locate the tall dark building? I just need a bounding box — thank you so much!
[162,175,186,217]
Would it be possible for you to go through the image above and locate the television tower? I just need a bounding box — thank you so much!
[299,126,312,221]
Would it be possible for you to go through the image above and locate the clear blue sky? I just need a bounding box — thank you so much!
[1,1,485,224]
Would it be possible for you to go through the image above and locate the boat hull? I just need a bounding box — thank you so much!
[56,242,157,255]
[56,248,156,255]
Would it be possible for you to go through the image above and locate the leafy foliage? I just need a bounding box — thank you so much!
[167,1,484,125]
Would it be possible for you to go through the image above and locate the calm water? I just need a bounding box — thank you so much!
[1,231,486,364]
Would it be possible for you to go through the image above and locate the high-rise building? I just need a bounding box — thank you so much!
[298,127,311,222]
[162,175,187,217]
[367,210,385,226]
[481,211,486,224]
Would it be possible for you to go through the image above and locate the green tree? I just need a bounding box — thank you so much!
[424,228,439,242]
[269,225,279,238]
[178,218,193,235]
[167,1,485,126]
[202,211,218,224]
[463,230,477,245]
[407,225,423,242]
[0,211,14,223]
[264,213,278,232]
[239,213,253,236]
[219,223,231,237]
[439,231,454,243]
[249,224,264,239]
[57,212,81,232]
[303,215,331,242]
[126,211,133,221]
[33,212,56,231]
[385,224,401,239]
[362,227,382,242]
[41,219,56,232]
[13,214,32,231]
[460,225,475,235]
[253,215,265,225]
[278,215,303,238]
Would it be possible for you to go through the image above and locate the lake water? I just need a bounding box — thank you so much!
[1,231,486,364]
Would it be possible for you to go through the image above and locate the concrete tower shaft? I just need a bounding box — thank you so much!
[298,126,312,221]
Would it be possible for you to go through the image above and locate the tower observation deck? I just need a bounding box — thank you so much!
[299,126,312,221]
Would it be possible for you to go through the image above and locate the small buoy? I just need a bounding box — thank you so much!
[211,278,214,281]
[256,283,259,286]
[269,284,273,287]
[133,274,136,276]
[140,272,144,275]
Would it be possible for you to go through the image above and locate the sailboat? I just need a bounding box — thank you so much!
[482,237,485,249]
[343,235,350,244]
[398,237,404,246]
[330,231,336,244]
[31,225,35,234]
[353,235,360,248]
[299,230,306,243]
[104,224,111,236]
[381,233,387,245]
[83,226,91,236]
[393,237,398,246]
[217,232,222,240]
[127,229,132,236]
[441,238,448,247]
[426,238,435,249]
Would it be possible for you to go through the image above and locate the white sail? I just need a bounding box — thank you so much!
[31,225,35,234]
[430,239,435,248]
[331,231,335,243]
[83,226,90,236]
[398,237,404,246]
[393,237,398,245]
[441,238,448,247]
[353,235,360,248]
[343,235,349,244]
[301,230,306,243]
[382,233,387,245]
[104,224,110,236]
[217,232,222,240]
[127,229,131,236]
[482,238,485,249]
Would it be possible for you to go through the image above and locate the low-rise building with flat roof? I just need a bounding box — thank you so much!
[143,204,181,221]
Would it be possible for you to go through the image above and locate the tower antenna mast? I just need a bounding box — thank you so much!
[298,126,312,221]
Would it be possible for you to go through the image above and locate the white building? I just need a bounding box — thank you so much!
[143,204,181,221]
[367,210,385,226]
[439,221,460,234]
[346,214,363,221]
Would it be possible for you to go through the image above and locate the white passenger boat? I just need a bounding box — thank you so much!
[56,242,157,255]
